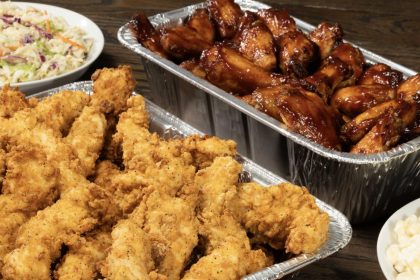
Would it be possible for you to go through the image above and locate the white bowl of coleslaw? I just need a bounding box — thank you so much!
[0,2,104,94]
[377,198,420,280]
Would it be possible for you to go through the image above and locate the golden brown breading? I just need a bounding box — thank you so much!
[183,157,270,279]
[0,148,5,188]
[182,135,237,169]
[234,182,329,254]
[94,160,147,225]
[0,195,31,272]
[2,144,59,207]
[0,144,60,272]
[114,96,195,196]
[91,65,136,115]
[54,228,112,280]
[0,85,31,118]
[101,219,155,280]
[33,90,90,136]
[65,106,107,177]
[142,190,199,280]
[1,182,109,280]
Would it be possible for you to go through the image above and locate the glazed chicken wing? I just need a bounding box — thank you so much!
[340,99,417,148]
[207,0,243,39]
[309,22,343,60]
[200,44,286,95]
[257,8,296,39]
[358,63,403,88]
[251,85,341,150]
[160,26,213,61]
[302,43,364,101]
[397,74,420,140]
[277,30,319,78]
[179,59,207,79]
[232,13,277,71]
[351,100,416,153]
[130,13,168,58]
[331,84,396,118]
[186,8,216,44]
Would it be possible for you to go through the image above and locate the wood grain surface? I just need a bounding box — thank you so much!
[19,0,419,279]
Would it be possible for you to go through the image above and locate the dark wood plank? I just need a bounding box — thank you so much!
[15,0,419,279]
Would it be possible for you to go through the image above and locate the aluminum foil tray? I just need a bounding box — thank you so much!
[33,81,352,280]
[117,0,420,223]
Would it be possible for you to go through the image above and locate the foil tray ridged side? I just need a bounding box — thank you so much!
[117,0,420,223]
[33,81,352,280]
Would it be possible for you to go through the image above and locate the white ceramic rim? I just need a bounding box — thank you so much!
[0,1,104,88]
[377,198,420,280]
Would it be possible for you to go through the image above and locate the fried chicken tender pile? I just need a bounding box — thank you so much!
[0,66,329,280]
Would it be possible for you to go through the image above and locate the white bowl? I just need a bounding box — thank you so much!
[0,2,104,94]
[377,198,420,280]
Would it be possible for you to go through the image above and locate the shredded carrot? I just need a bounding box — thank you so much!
[56,34,85,49]
[44,11,51,33]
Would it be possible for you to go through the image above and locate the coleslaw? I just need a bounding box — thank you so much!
[0,2,93,84]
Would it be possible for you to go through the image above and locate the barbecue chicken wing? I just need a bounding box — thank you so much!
[232,12,277,71]
[186,8,216,44]
[160,26,212,61]
[309,22,343,60]
[207,0,243,39]
[331,84,396,118]
[350,100,416,153]
[302,43,365,101]
[277,30,319,78]
[250,85,341,150]
[200,44,286,95]
[358,63,403,88]
[397,74,420,140]
[257,8,296,39]
[130,13,168,58]
[179,59,207,79]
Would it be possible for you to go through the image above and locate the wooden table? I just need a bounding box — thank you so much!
[23,0,420,279]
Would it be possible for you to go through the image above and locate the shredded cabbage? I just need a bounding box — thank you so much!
[0,2,93,84]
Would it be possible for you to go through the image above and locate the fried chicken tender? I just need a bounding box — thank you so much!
[114,96,195,196]
[142,190,199,280]
[2,144,59,208]
[183,157,270,279]
[0,144,60,271]
[65,106,106,177]
[102,219,156,280]
[0,148,5,188]
[33,90,89,136]
[0,85,33,118]
[233,182,330,254]
[1,182,109,280]
[0,196,31,272]
[182,134,237,169]
[91,65,136,115]
[94,160,147,225]
[54,228,112,280]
